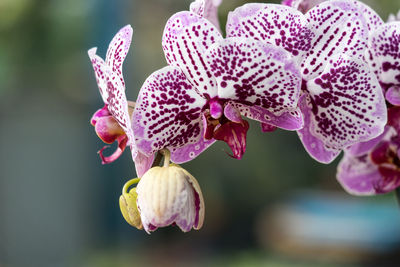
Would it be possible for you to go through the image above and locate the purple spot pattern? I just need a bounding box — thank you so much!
[162,11,223,98]
[302,0,370,80]
[205,38,301,115]
[106,25,132,87]
[307,54,386,148]
[88,48,109,104]
[106,79,134,144]
[190,0,222,32]
[132,66,206,156]
[227,4,312,61]
[88,25,135,149]
[368,22,400,85]
[297,94,341,163]
[350,0,383,32]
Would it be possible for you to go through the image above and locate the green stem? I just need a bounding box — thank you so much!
[160,149,171,167]
[122,178,140,195]
[151,151,163,168]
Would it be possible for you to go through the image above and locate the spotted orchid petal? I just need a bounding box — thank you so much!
[297,94,341,163]
[205,37,302,116]
[162,11,223,98]
[105,25,133,87]
[88,48,110,104]
[233,103,304,131]
[105,77,135,149]
[282,0,326,13]
[226,4,312,62]
[351,0,384,32]
[300,54,387,162]
[368,22,400,86]
[337,153,384,195]
[302,0,378,80]
[132,66,208,162]
[190,0,222,32]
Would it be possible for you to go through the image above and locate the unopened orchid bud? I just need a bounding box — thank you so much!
[119,178,143,229]
[136,150,205,233]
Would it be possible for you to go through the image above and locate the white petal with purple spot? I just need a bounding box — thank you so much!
[105,72,135,149]
[368,22,400,85]
[305,54,387,150]
[132,66,207,157]
[105,25,133,87]
[303,0,371,80]
[226,4,312,62]
[297,94,341,163]
[205,37,302,115]
[88,48,109,104]
[190,0,222,32]
[162,11,223,98]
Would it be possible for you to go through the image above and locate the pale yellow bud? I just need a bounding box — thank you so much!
[136,164,205,233]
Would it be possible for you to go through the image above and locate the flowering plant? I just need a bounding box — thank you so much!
[88,0,400,233]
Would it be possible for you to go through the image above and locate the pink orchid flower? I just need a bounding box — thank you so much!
[337,21,400,195]
[132,9,304,164]
[88,25,153,177]
[227,0,387,163]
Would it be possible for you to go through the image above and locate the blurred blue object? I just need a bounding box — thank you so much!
[258,190,400,263]
[287,191,400,251]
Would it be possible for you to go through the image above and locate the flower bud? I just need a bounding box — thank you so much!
[136,164,205,233]
[119,178,143,229]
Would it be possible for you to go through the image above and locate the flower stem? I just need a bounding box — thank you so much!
[122,178,140,195]
[151,151,163,168]
[160,149,171,167]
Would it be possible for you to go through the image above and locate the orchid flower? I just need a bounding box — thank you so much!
[337,22,400,195]
[88,25,153,177]
[132,10,304,164]
[227,0,387,163]
[337,125,400,195]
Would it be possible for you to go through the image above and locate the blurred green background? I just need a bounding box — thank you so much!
[1,0,400,266]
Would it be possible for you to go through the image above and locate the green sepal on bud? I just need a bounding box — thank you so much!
[119,178,143,229]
